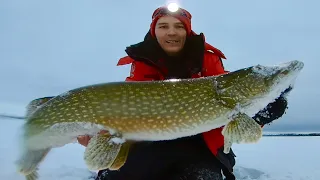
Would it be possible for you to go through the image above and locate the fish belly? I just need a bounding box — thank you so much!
[121,115,229,141]
[24,122,106,150]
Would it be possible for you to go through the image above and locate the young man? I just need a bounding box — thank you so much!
[78,5,291,180]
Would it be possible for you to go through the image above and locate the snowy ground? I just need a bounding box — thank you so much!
[0,117,319,180]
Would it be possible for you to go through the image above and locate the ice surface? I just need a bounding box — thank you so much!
[232,136,320,180]
[0,102,26,117]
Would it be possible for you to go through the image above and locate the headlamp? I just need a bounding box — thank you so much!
[167,2,179,12]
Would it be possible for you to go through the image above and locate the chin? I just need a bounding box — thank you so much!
[165,48,182,55]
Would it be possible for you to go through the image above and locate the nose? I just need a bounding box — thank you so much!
[166,27,177,36]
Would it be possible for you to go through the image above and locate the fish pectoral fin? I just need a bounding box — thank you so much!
[84,133,123,171]
[16,148,51,180]
[109,141,133,170]
[222,112,263,153]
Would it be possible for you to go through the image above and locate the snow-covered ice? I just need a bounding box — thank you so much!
[0,118,95,180]
[0,117,319,180]
[232,137,320,180]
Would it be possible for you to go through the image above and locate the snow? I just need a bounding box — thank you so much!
[0,118,96,180]
[110,137,125,144]
[233,137,320,180]
[1,116,319,180]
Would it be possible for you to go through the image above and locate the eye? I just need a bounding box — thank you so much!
[159,25,168,29]
[175,25,185,29]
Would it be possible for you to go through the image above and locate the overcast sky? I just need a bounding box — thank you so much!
[0,0,319,131]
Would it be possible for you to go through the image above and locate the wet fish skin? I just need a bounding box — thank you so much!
[24,78,226,140]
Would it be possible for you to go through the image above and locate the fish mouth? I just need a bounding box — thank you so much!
[252,60,304,77]
[281,60,304,70]
[274,60,304,86]
[277,60,304,75]
[265,60,304,90]
[245,60,304,117]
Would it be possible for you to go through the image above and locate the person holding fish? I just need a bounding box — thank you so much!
[78,3,292,180]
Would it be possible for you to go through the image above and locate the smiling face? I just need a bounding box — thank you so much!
[154,16,187,56]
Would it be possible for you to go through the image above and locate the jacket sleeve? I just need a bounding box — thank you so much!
[202,52,228,77]
[124,60,161,82]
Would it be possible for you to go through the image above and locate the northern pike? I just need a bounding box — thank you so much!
[16,60,304,180]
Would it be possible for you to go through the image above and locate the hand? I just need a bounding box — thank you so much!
[77,135,91,147]
[77,130,108,147]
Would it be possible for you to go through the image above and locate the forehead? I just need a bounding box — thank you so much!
[156,16,183,24]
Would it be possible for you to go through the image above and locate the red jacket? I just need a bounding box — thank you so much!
[117,42,228,156]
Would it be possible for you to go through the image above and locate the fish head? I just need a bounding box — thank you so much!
[214,60,304,116]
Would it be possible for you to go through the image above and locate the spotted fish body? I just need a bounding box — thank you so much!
[25,78,232,144]
[16,60,304,180]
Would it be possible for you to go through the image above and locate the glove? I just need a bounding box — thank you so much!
[253,86,293,126]
[216,147,236,180]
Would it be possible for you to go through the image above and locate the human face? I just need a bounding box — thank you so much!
[154,16,187,56]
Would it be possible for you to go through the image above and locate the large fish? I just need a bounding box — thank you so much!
[16,60,304,180]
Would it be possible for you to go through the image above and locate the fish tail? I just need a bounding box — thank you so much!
[16,148,51,180]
